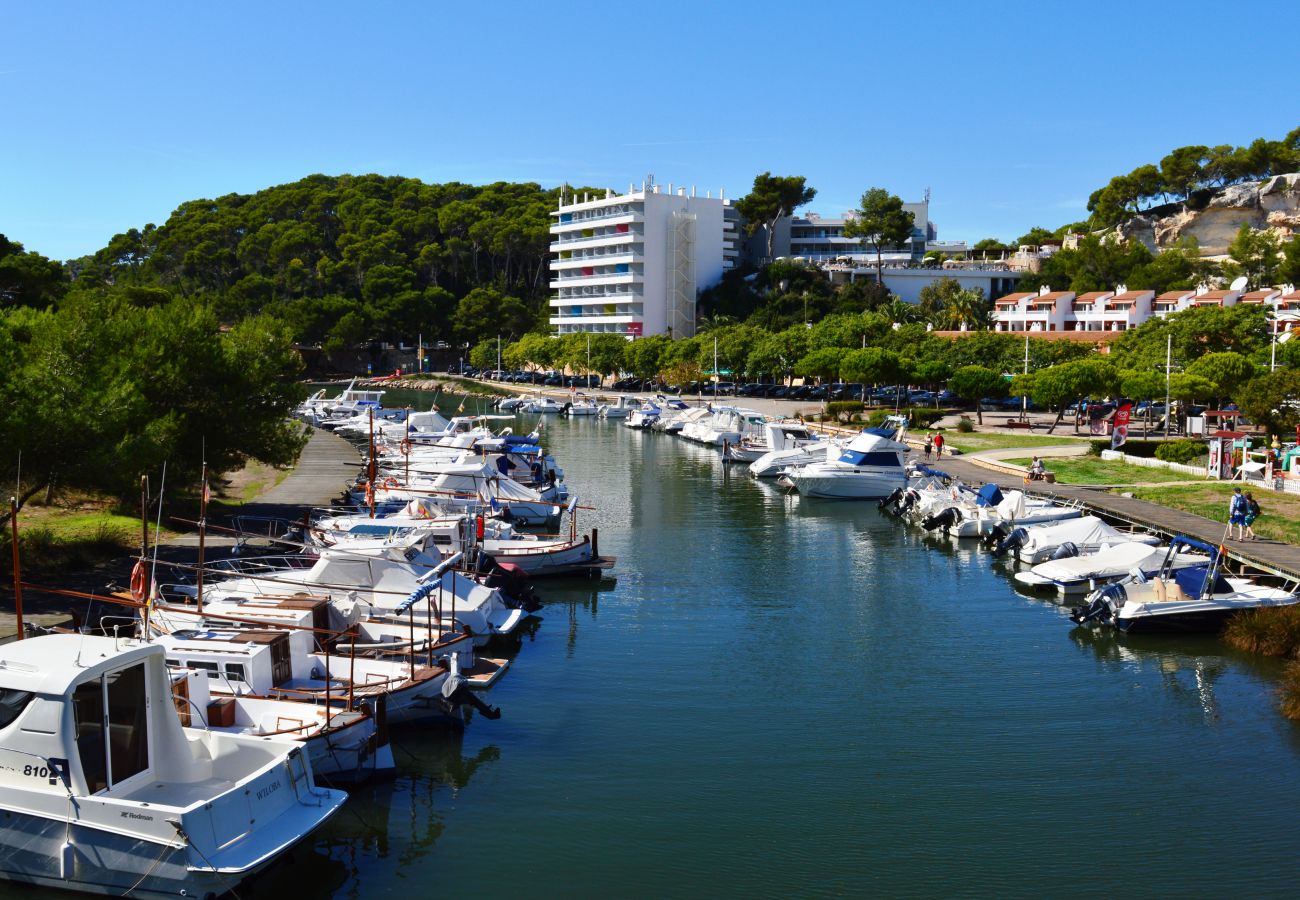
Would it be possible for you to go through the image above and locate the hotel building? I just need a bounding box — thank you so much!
[548,181,725,338]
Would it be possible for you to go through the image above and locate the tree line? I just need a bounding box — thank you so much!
[0,276,306,524]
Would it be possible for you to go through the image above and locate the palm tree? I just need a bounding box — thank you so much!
[885,299,920,324]
[696,313,738,332]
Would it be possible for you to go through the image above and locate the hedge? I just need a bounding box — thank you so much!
[867,407,945,428]
[1155,438,1208,464]
[826,400,864,419]
[1088,439,1164,458]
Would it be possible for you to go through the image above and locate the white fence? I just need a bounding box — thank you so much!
[1100,450,1204,477]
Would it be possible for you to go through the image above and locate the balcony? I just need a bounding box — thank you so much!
[550,230,643,252]
[550,210,644,233]
[549,271,643,290]
[551,250,643,271]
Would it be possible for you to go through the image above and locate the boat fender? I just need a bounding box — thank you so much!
[992,527,1028,558]
[1049,541,1080,561]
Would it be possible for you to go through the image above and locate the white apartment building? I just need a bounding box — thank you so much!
[764,200,949,264]
[548,181,725,338]
[993,284,1259,333]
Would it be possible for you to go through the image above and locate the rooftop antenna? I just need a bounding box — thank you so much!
[1230,275,1249,292]
[923,187,931,204]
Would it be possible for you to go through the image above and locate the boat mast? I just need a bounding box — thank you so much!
[9,497,23,641]
[196,457,208,613]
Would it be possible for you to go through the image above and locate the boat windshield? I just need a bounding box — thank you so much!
[837,450,902,468]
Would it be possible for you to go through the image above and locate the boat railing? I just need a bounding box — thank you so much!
[208,555,318,576]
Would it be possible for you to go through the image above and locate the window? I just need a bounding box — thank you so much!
[224,664,247,684]
[0,688,33,730]
[105,664,149,786]
[73,679,108,794]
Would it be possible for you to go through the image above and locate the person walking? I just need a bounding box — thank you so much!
[933,432,945,459]
[1244,492,1261,541]
[924,434,933,460]
[1228,487,1247,540]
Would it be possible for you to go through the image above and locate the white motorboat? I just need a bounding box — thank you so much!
[749,440,835,478]
[1069,536,1300,633]
[988,515,1159,563]
[915,484,1083,538]
[562,397,600,417]
[778,429,909,499]
[725,421,820,464]
[189,538,529,643]
[1013,541,1210,595]
[171,666,393,782]
[149,624,474,726]
[523,397,564,414]
[363,460,560,525]
[598,396,638,419]
[625,401,661,429]
[312,506,611,578]
[660,406,710,434]
[0,634,345,897]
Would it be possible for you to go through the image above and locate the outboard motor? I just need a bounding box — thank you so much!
[1070,583,1126,627]
[878,488,904,512]
[893,490,918,518]
[921,506,961,532]
[1049,541,1080,561]
[992,527,1029,558]
[981,522,1011,551]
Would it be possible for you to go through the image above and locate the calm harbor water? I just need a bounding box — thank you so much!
[26,392,1300,898]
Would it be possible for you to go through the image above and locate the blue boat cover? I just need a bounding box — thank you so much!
[975,484,1004,507]
[863,427,897,438]
[1173,565,1231,599]
[912,464,952,479]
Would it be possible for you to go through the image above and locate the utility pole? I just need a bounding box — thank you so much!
[1022,333,1029,421]
[1170,332,1180,439]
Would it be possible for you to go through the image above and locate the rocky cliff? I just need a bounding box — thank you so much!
[1115,173,1300,257]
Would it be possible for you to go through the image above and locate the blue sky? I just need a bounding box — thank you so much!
[3,0,1294,261]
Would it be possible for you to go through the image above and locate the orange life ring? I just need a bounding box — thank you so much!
[129,560,147,603]
[382,477,400,489]
[400,438,412,455]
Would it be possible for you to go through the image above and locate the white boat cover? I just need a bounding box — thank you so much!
[1028,541,1177,584]
[1019,515,1157,552]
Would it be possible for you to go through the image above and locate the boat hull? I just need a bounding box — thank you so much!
[783,470,905,499]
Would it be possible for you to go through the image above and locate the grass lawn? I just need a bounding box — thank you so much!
[1004,456,1194,485]
[943,432,1093,453]
[1121,483,1300,546]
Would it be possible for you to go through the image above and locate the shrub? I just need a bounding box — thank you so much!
[1155,439,1206,465]
[1278,661,1300,720]
[956,418,975,433]
[827,400,863,419]
[1224,606,1300,658]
